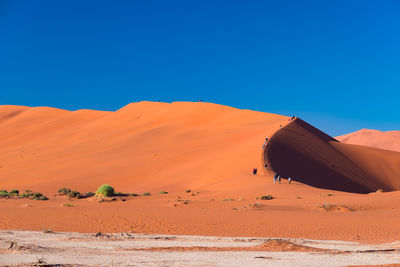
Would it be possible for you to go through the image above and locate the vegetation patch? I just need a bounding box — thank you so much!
[95,184,115,197]
[0,190,9,198]
[63,203,75,207]
[58,188,72,196]
[159,190,168,194]
[67,191,81,199]
[142,192,151,196]
[9,189,19,195]
[31,192,48,201]
[320,203,354,212]
[20,190,34,198]
[260,195,273,200]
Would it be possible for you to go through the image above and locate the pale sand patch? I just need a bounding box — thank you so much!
[1,231,400,266]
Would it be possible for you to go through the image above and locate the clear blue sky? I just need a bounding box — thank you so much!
[1,0,399,136]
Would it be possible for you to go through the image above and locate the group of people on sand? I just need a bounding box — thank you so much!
[252,168,293,184]
[262,137,268,149]
[273,173,292,184]
[288,116,296,122]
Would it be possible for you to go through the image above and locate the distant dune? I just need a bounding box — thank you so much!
[337,129,400,152]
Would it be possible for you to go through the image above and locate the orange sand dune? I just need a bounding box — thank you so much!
[263,118,400,193]
[1,102,400,242]
[0,102,286,193]
[337,129,400,152]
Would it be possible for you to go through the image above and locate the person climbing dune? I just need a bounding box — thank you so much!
[274,173,278,183]
[253,168,257,175]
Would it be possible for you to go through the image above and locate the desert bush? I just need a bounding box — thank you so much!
[63,203,75,207]
[95,184,115,197]
[222,198,234,202]
[142,192,151,196]
[0,191,9,198]
[21,192,33,198]
[84,192,95,197]
[321,203,333,211]
[129,193,139,197]
[58,188,72,195]
[67,191,81,198]
[159,190,168,194]
[261,195,273,200]
[10,189,19,194]
[31,192,48,201]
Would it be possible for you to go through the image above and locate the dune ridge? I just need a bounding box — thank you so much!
[263,118,400,193]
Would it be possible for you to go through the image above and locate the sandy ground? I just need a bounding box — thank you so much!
[2,188,400,243]
[1,230,400,266]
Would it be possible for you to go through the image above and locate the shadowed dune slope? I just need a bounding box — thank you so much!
[263,118,400,193]
[337,129,400,152]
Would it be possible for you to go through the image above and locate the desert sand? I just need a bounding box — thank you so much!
[337,129,400,152]
[1,101,400,245]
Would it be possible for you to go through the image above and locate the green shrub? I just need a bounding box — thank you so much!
[10,189,19,194]
[260,195,273,200]
[63,203,75,207]
[142,192,151,196]
[58,188,72,195]
[0,191,9,198]
[21,192,34,198]
[95,184,115,197]
[159,190,168,194]
[67,191,81,198]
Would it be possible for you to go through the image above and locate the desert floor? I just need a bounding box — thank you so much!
[2,230,400,266]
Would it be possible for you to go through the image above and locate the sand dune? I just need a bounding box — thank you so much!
[337,129,400,152]
[1,102,400,241]
[263,118,400,193]
[0,102,286,194]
